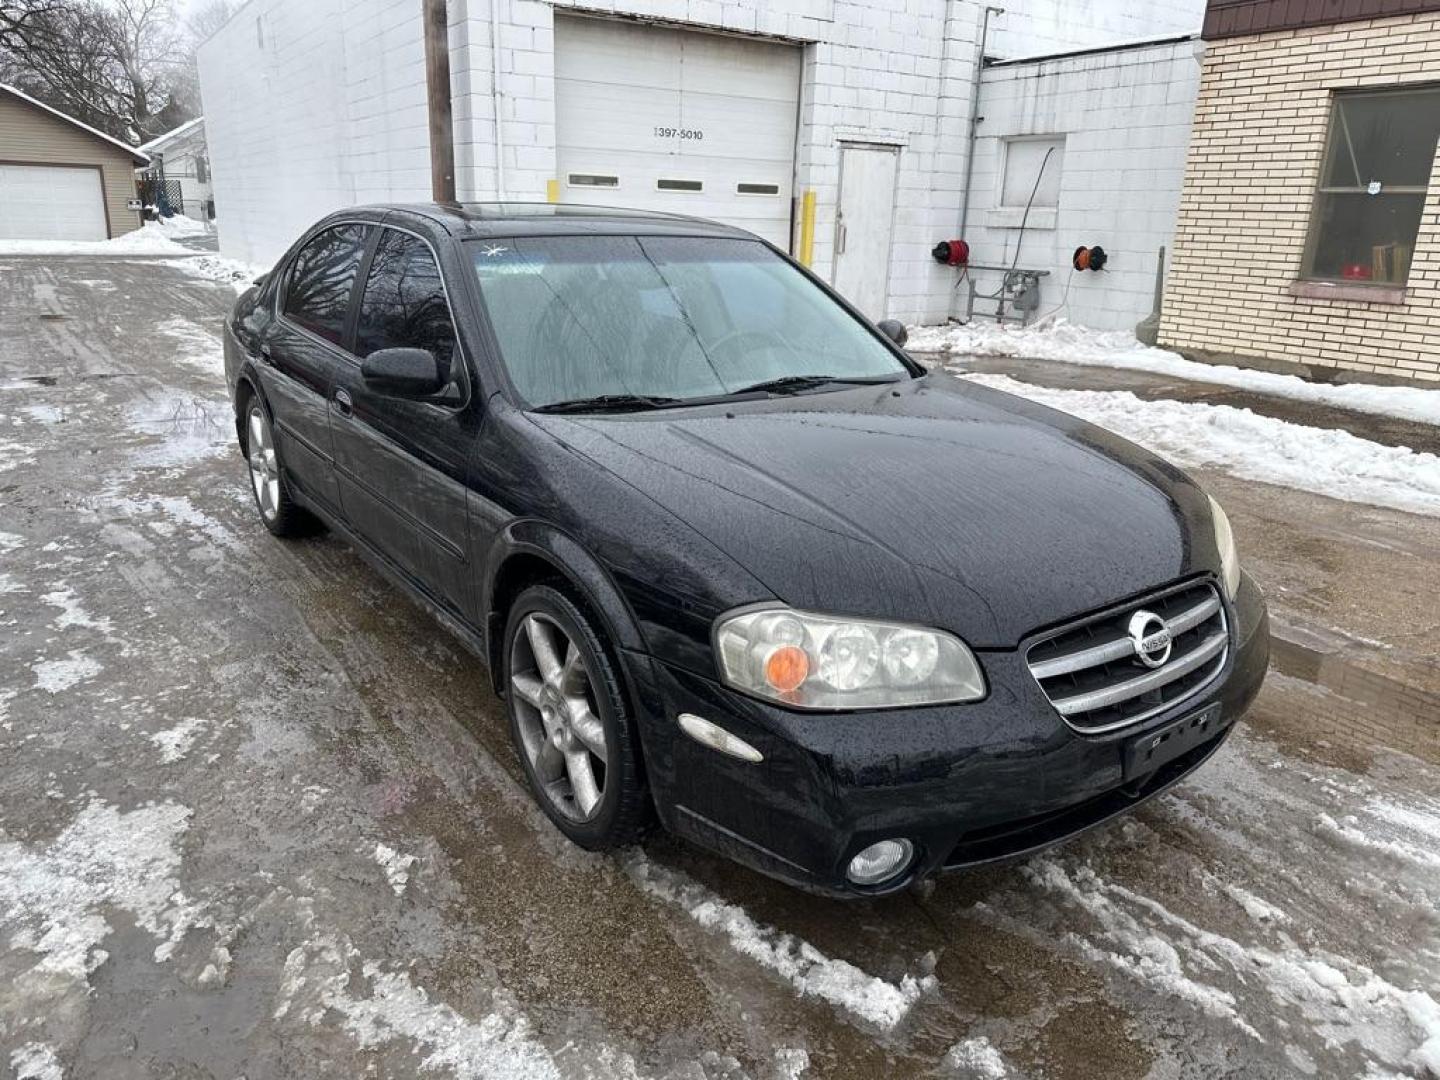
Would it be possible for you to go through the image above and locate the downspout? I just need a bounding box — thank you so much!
[491,0,507,200]
[422,0,457,202]
[958,5,1003,239]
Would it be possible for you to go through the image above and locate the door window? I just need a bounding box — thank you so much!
[355,229,458,373]
[282,223,370,345]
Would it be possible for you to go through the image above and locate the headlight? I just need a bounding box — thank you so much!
[1208,494,1241,600]
[714,607,985,709]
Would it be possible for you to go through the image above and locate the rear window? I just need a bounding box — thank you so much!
[470,236,905,408]
[282,223,370,345]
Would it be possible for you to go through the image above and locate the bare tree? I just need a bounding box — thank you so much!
[0,0,64,52]
[185,0,232,43]
[0,0,195,142]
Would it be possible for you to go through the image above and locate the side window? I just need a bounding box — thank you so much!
[282,223,370,345]
[355,229,457,373]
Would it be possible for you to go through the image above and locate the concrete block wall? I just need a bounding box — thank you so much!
[959,39,1202,331]
[1160,14,1440,384]
[200,0,1209,323]
[198,0,442,266]
[450,0,982,323]
[988,0,1203,60]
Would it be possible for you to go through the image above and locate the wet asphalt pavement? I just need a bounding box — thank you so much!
[2,256,1438,1080]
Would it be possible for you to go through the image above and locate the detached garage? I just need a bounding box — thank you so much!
[0,83,148,241]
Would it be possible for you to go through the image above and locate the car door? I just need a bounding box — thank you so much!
[330,224,479,619]
[261,222,371,516]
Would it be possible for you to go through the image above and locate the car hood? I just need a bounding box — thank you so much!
[530,373,1219,648]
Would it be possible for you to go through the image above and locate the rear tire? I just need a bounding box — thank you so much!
[244,399,310,538]
[502,583,651,849]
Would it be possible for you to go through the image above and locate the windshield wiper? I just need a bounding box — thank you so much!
[532,393,682,414]
[729,374,903,397]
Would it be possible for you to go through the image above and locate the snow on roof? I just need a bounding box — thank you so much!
[139,116,204,154]
[0,83,150,164]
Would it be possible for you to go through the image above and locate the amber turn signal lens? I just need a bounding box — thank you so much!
[764,645,809,693]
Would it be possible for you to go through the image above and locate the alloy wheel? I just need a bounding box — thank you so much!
[247,406,280,522]
[509,613,609,821]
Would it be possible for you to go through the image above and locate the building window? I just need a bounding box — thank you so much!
[1302,87,1440,286]
[1001,137,1064,209]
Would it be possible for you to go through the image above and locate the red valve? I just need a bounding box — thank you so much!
[931,239,970,267]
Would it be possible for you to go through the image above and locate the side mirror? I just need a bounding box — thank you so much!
[877,319,908,348]
[361,347,447,398]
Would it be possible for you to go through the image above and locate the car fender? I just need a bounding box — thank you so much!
[229,345,272,451]
[479,519,647,691]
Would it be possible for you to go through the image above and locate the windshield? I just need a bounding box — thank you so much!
[469,236,909,408]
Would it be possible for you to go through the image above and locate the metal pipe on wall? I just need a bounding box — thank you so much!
[958,5,1003,239]
[422,0,457,203]
[491,0,507,200]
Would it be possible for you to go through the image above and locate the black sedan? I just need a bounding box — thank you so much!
[223,203,1269,897]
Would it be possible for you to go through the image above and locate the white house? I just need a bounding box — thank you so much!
[138,117,213,221]
[198,0,1204,326]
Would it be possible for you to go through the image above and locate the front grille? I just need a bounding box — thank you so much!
[1025,580,1229,734]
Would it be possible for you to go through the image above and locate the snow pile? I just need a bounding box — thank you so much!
[0,436,36,473]
[1223,885,1289,924]
[1364,796,1440,844]
[150,213,211,239]
[963,373,1440,518]
[148,717,207,764]
[1022,856,1440,1077]
[773,1048,811,1079]
[276,933,567,1079]
[31,650,102,693]
[0,800,196,1003]
[0,221,195,257]
[942,1037,1010,1078]
[1024,858,1260,1036]
[10,1043,63,1080]
[40,585,114,636]
[1313,813,1440,870]
[0,217,263,293]
[911,319,1440,426]
[170,253,265,293]
[373,843,418,896]
[156,317,224,373]
[626,855,934,1029]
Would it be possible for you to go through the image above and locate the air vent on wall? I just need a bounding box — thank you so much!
[737,183,780,195]
[568,174,618,187]
[657,179,702,192]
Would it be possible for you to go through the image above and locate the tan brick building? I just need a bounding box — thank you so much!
[1161,1,1440,385]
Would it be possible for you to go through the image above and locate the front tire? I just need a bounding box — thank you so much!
[244,400,309,538]
[503,584,650,849]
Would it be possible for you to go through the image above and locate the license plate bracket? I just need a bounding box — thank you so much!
[1123,703,1225,780]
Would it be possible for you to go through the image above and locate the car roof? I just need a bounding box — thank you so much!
[348,201,761,242]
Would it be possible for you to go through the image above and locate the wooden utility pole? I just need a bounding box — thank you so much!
[422,0,457,203]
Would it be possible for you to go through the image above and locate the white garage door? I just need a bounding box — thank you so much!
[555,16,801,249]
[0,164,108,241]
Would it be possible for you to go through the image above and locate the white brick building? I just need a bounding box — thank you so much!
[961,37,1203,331]
[198,0,1204,325]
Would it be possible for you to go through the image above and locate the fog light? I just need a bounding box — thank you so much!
[845,839,914,886]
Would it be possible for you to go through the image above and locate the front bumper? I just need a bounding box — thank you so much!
[625,573,1269,898]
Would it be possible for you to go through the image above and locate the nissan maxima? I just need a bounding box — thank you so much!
[222,203,1269,897]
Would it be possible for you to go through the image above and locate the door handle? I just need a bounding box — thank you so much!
[836,221,847,255]
[333,388,353,418]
